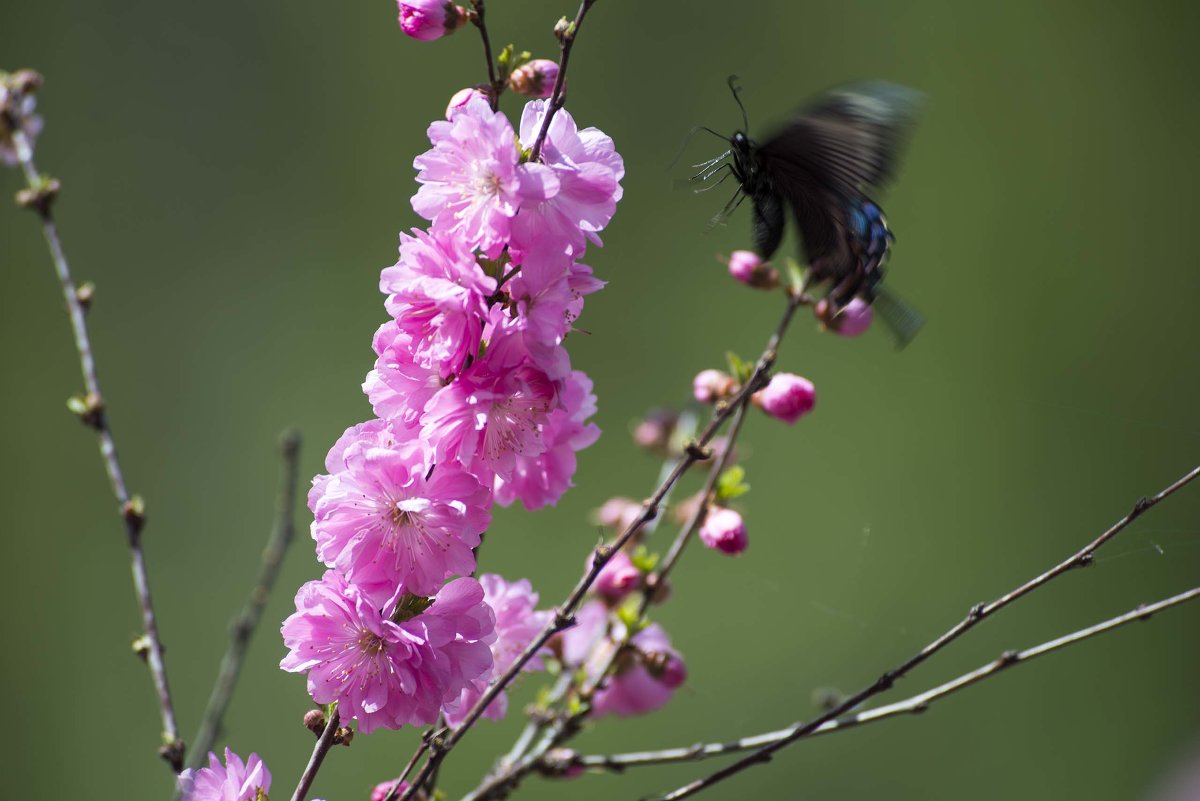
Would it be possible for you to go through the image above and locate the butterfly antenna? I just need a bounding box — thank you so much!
[727,74,750,132]
[668,126,734,170]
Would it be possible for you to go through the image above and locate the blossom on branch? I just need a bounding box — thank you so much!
[177,748,270,801]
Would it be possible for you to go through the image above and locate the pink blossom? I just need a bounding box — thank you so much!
[363,322,443,431]
[510,101,624,289]
[446,87,488,119]
[816,296,873,337]
[422,330,558,485]
[371,778,411,801]
[593,496,643,531]
[492,369,600,510]
[280,572,494,733]
[592,623,686,718]
[178,748,270,801]
[397,0,468,42]
[502,262,604,348]
[413,97,557,258]
[726,250,779,288]
[698,507,748,555]
[443,573,552,726]
[692,369,736,404]
[310,432,490,602]
[558,599,610,668]
[753,373,816,424]
[593,548,641,600]
[508,59,560,98]
[381,228,495,378]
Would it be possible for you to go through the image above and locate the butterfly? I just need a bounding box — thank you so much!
[691,77,924,345]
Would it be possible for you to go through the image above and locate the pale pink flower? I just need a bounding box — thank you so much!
[593,496,643,531]
[510,101,624,289]
[492,369,600,509]
[593,548,641,600]
[310,433,490,602]
[592,623,686,718]
[558,599,610,668]
[508,59,559,98]
[422,330,557,485]
[280,572,494,733]
[503,261,604,348]
[446,87,488,119]
[698,507,748,555]
[753,373,816,424]
[397,0,468,41]
[817,296,873,336]
[443,573,552,726]
[413,97,557,258]
[381,228,495,378]
[692,369,736,404]
[177,748,270,801]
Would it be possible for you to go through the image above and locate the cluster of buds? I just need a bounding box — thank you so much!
[1,69,43,167]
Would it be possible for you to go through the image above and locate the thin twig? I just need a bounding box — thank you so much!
[187,429,302,767]
[405,291,807,801]
[291,708,341,801]
[574,585,1200,773]
[530,0,596,161]
[381,733,435,801]
[654,464,1200,800]
[469,0,500,109]
[10,123,183,771]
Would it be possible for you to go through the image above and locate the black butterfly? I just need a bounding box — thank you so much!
[692,77,924,345]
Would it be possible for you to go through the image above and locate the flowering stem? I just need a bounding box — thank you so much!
[380,731,435,801]
[530,0,596,161]
[576,584,1200,774]
[187,429,302,768]
[653,463,1200,800]
[457,292,806,801]
[291,708,341,801]
[10,126,183,772]
[469,0,500,109]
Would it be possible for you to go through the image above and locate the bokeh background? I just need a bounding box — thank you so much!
[2,1,1199,799]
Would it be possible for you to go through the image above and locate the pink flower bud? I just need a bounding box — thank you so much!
[593,497,643,531]
[508,59,560,98]
[815,296,873,337]
[693,369,736,404]
[699,507,747,555]
[657,653,688,689]
[371,779,413,801]
[445,86,488,118]
[398,0,468,42]
[726,250,779,289]
[753,373,815,424]
[632,407,678,452]
[593,548,641,600]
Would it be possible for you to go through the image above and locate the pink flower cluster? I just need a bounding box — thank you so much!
[178,749,270,801]
[282,92,623,734]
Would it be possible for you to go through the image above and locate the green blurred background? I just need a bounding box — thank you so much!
[2,1,1199,799]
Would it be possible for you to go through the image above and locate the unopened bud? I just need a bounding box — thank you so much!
[815,296,873,337]
[692,369,737,404]
[76,282,95,310]
[303,708,326,735]
[726,250,779,289]
[508,59,559,98]
[553,17,572,41]
[632,407,678,453]
[752,373,815,424]
[445,86,489,118]
[397,0,469,41]
[698,507,748,555]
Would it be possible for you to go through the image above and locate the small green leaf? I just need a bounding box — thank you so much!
[716,464,750,501]
[391,594,435,623]
[785,257,806,293]
[630,544,659,573]
[496,43,516,80]
[66,395,88,415]
[725,351,753,384]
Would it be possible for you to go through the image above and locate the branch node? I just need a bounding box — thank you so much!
[684,441,713,461]
[554,609,577,632]
[67,391,105,429]
[1132,495,1151,515]
[1075,552,1095,568]
[132,633,152,662]
[159,738,185,772]
[122,495,147,535]
[997,649,1020,666]
[15,175,60,215]
[75,281,95,311]
[968,602,986,620]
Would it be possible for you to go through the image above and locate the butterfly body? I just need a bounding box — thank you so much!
[712,80,923,344]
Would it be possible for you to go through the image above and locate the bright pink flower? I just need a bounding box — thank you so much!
[413,97,557,258]
[178,748,270,801]
[593,548,641,600]
[510,101,624,289]
[397,0,467,41]
[310,432,490,602]
[371,779,411,801]
[443,573,552,726]
[592,623,685,718]
[364,322,443,431]
[692,369,736,404]
[493,369,600,510]
[508,59,560,98]
[726,250,779,288]
[753,373,816,424]
[503,262,604,348]
[280,572,494,733]
[698,507,748,555]
[422,331,558,485]
[558,599,610,668]
[381,228,495,378]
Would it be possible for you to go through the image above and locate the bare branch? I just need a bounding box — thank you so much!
[187,429,303,767]
[654,464,1200,800]
[529,0,596,161]
[9,115,183,770]
[291,708,341,801]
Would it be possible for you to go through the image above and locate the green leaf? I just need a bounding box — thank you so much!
[785,257,806,294]
[716,464,750,501]
[496,43,516,81]
[630,544,659,573]
[725,351,753,384]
